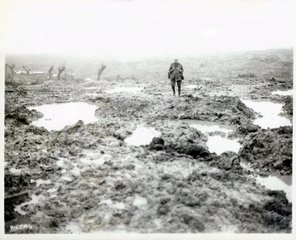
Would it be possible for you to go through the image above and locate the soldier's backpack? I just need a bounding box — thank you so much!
[170,63,183,80]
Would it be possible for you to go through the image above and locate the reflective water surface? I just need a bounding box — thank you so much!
[125,125,161,146]
[29,102,98,131]
[241,99,291,129]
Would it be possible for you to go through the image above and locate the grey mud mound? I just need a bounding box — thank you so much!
[239,126,292,176]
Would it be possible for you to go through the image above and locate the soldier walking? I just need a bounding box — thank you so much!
[168,59,184,96]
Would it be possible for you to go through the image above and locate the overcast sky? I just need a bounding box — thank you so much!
[1,0,294,59]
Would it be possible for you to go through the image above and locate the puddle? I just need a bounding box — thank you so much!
[256,175,292,202]
[113,202,125,209]
[183,120,234,135]
[100,199,112,205]
[241,99,292,129]
[16,70,26,74]
[65,222,83,233]
[61,176,73,182]
[14,195,44,215]
[85,78,95,81]
[133,195,147,207]
[9,168,22,175]
[56,158,65,167]
[47,188,58,193]
[105,87,144,94]
[28,102,98,131]
[184,85,198,89]
[184,120,240,155]
[124,125,161,146]
[207,136,241,155]
[71,166,80,177]
[184,85,202,90]
[240,162,292,202]
[272,90,293,96]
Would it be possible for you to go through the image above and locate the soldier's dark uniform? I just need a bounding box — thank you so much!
[168,60,184,96]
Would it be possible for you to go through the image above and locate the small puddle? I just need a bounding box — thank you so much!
[184,120,240,155]
[65,222,83,233]
[184,85,202,90]
[133,195,147,207]
[241,99,292,129]
[271,89,293,96]
[125,125,161,146]
[207,136,241,155]
[56,158,65,167]
[28,102,98,131]
[85,78,95,81]
[62,176,73,182]
[256,175,292,202]
[184,85,198,89]
[183,120,234,135]
[9,168,22,175]
[105,87,144,94]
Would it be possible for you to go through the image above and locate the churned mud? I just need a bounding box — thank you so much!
[4,51,293,233]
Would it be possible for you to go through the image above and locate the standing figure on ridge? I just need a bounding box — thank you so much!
[168,59,184,96]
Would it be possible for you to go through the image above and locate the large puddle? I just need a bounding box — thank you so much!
[271,89,293,96]
[28,102,98,131]
[125,125,161,146]
[184,120,240,155]
[241,99,292,129]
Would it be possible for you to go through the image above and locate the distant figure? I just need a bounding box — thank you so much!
[168,59,184,96]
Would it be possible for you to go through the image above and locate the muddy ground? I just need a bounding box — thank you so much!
[4,50,293,233]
